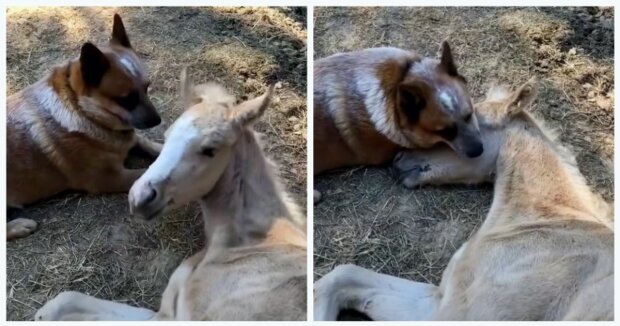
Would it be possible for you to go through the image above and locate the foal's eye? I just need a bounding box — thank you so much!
[201,147,215,157]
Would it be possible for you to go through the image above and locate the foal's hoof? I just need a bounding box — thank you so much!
[7,218,38,240]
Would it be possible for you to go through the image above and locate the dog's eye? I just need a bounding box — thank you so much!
[464,113,473,122]
[437,125,458,141]
[201,147,215,157]
[114,91,139,111]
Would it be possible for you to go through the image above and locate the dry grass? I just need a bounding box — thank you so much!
[6,6,306,321]
[313,5,613,305]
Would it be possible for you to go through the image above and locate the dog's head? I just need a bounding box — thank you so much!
[395,41,483,158]
[76,14,160,130]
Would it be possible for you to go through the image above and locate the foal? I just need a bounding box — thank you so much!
[35,70,307,321]
[314,79,612,320]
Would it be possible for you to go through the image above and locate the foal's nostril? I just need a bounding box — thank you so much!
[145,187,157,204]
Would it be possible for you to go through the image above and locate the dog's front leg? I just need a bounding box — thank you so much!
[85,168,145,194]
[135,134,163,158]
[314,264,439,321]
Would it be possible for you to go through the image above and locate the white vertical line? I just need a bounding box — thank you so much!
[613,5,618,321]
[0,5,7,323]
[306,4,315,322]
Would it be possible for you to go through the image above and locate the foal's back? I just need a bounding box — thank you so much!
[437,218,612,320]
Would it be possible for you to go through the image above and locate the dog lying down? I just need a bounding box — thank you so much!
[7,14,162,240]
[313,42,484,205]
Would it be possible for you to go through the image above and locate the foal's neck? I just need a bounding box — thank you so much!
[199,129,302,245]
[488,115,610,228]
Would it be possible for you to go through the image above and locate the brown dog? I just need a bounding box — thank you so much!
[314,42,483,174]
[7,14,162,240]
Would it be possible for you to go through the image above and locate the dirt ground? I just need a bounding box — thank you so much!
[6,7,307,321]
[314,5,614,307]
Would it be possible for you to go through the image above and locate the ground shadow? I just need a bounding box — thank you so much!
[540,6,613,61]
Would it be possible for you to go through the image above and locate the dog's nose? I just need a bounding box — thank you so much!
[465,142,484,158]
[146,115,162,128]
[135,115,161,129]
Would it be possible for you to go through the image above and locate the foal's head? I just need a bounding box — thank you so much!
[129,68,274,219]
[474,78,538,128]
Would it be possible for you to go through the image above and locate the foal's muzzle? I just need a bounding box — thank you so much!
[128,181,166,220]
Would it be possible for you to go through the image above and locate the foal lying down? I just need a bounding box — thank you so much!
[314,79,613,321]
[35,70,307,321]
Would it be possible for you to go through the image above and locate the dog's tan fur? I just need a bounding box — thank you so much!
[315,79,613,321]
[7,14,162,240]
[35,72,306,321]
[314,42,483,174]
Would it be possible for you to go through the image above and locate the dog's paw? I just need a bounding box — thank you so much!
[392,151,431,189]
[7,218,38,240]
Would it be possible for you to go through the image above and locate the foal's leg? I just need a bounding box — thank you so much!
[34,291,155,321]
[155,249,207,320]
[314,264,439,321]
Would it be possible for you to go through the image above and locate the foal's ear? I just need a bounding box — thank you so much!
[180,67,195,110]
[507,78,538,115]
[233,84,275,126]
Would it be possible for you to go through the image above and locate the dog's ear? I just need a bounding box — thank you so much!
[233,84,274,126]
[397,80,427,124]
[80,42,110,87]
[507,78,538,115]
[111,14,132,48]
[439,41,459,77]
[180,67,195,110]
